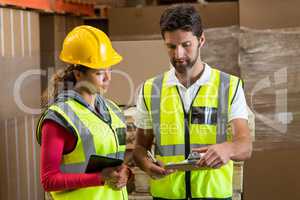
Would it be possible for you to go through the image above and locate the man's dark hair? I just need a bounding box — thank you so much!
[160,4,203,39]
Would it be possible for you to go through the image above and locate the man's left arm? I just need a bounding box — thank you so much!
[193,83,252,168]
[228,118,252,161]
[193,119,252,168]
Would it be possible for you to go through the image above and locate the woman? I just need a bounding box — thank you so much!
[36,25,130,200]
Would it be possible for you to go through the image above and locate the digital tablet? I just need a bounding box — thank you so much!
[85,155,123,173]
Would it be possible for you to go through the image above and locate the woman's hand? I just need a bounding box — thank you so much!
[101,165,129,190]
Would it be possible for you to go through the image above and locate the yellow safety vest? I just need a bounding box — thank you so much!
[143,68,240,199]
[36,94,128,200]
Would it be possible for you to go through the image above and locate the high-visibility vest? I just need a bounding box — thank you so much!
[143,68,240,199]
[36,95,128,200]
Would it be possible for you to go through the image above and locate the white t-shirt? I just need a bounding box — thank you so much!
[134,63,248,129]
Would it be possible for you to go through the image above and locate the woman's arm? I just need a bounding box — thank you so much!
[40,120,104,191]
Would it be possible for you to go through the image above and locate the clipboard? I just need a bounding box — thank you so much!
[164,152,205,171]
[164,160,199,171]
[85,155,123,173]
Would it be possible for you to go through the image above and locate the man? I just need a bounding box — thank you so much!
[133,4,252,200]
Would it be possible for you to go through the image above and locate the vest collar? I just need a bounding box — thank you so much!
[56,90,111,123]
[165,63,212,88]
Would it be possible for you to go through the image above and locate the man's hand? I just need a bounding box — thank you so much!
[101,165,129,190]
[192,119,252,169]
[145,160,174,179]
[192,143,233,169]
[133,128,175,179]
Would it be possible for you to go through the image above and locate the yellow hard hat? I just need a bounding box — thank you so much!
[59,25,122,69]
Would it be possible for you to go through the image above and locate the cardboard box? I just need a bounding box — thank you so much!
[244,147,300,200]
[233,192,241,200]
[133,167,150,193]
[106,40,169,105]
[0,115,43,200]
[0,8,43,200]
[39,13,83,92]
[0,8,41,120]
[108,2,239,39]
[240,0,300,29]
[129,193,152,200]
[233,162,244,193]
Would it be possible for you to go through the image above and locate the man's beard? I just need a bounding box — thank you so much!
[171,58,193,74]
[171,46,200,75]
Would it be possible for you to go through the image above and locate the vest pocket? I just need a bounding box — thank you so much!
[116,128,126,145]
[191,107,217,125]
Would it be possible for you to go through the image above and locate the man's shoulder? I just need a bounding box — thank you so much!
[210,66,240,80]
[143,71,169,85]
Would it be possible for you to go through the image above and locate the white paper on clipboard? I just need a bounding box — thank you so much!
[164,160,199,171]
[164,152,206,171]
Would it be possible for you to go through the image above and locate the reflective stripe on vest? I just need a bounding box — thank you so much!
[57,101,96,173]
[150,71,230,157]
[106,99,126,124]
[143,68,239,199]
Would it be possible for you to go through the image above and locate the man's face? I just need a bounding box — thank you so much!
[164,30,203,74]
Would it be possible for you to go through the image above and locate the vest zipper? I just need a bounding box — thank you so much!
[176,85,202,199]
[176,87,191,199]
[184,112,191,199]
[109,124,120,159]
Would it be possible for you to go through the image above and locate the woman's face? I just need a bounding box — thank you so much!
[74,68,111,94]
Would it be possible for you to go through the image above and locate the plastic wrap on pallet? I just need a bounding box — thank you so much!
[201,26,240,77]
[239,27,300,150]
